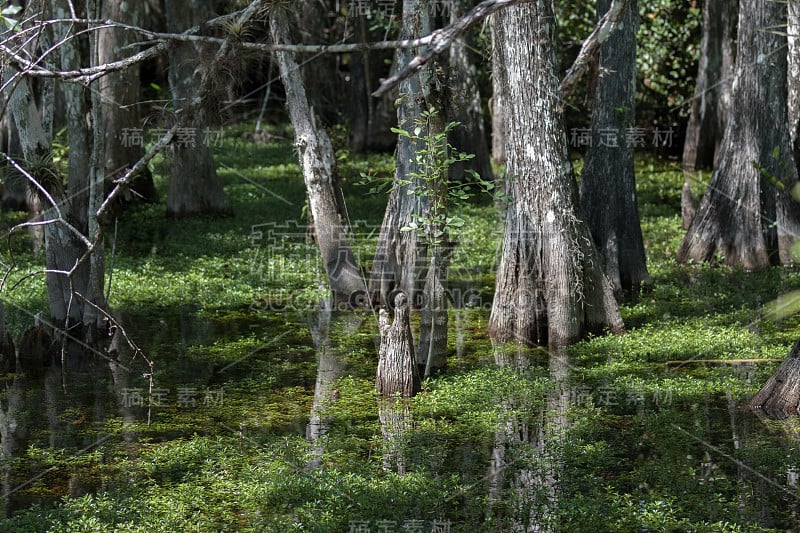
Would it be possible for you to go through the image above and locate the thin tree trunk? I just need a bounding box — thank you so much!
[345,15,399,153]
[346,17,371,154]
[579,0,650,296]
[270,12,366,305]
[677,0,800,269]
[488,0,624,348]
[297,0,341,128]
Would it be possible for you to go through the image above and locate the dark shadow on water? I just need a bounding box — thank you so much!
[0,302,330,517]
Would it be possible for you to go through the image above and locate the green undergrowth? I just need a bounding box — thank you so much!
[0,132,798,531]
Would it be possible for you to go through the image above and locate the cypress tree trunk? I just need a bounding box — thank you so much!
[681,0,736,229]
[488,0,624,348]
[789,1,800,157]
[376,293,420,397]
[367,0,451,375]
[682,0,736,170]
[4,2,107,339]
[448,0,493,183]
[164,0,230,218]
[579,0,650,296]
[270,12,366,304]
[677,0,800,269]
[751,338,800,418]
[98,0,156,207]
[368,0,430,309]
[490,19,506,167]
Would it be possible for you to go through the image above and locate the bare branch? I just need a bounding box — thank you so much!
[2,1,529,90]
[559,0,628,97]
[0,153,92,249]
[0,6,255,84]
[372,0,530,97]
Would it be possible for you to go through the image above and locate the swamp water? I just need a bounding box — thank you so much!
[0,301,798,531]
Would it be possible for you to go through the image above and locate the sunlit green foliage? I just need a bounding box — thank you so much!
[0,131,798,531]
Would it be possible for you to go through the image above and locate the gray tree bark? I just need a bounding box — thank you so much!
[448,0,493,184]
[789,1,800,164]
[98,0,156,208]
[3,2,106,336]
[488,0,624,348]
[164,0,230,218]
[490,19,506,167]
[368,0,431,309]
[682,0,736,171]
[366,0,451,376]
[270,12,367,304]
[579,0,650,296]
[681,0,736,229]
[677,0,800,270]
[751,338,800,418]
[376,293,420,397]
